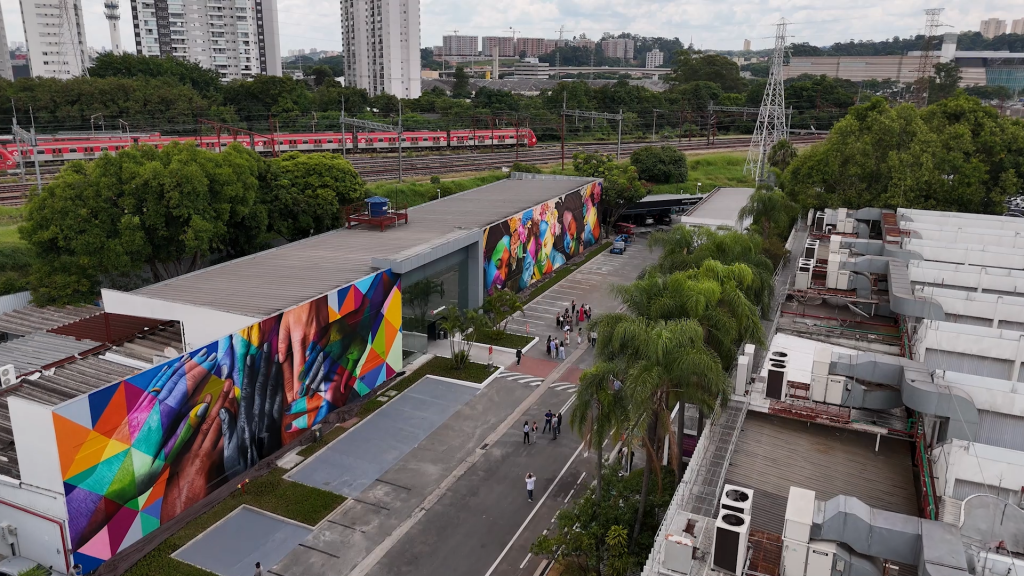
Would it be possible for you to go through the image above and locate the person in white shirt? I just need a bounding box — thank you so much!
[254,562,263,576]
[525,473,536,502]
[523,420,531,444]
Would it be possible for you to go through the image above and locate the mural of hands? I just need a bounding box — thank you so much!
[278,300,330,403]
[220,342,284,478]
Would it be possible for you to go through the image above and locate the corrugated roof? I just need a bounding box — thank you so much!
[976,410,1024,452]
[923,348,1014,381]
[950,478,1021,503]
[678,187,754,227]
[0,305,102,336]
[49,312,174,345]
[0,332,102,376]
[133,176,598,317]
[0,355,141,479]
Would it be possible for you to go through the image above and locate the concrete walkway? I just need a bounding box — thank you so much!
[427,336,518,367]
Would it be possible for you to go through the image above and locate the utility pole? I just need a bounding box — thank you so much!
[562,108,624,160]
[29,107,41,192]
[561,93,566,170]
[91,113,104,135]
[340,112,404,181]
[745,19,788,182]
[913,8,951,107]
[652,108,665,141]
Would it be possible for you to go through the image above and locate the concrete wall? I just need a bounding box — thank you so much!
[0,496,70,573]
[101,289,261,350]
[933,439,1024,499]
[899,208,1024,233]
[8,397,64,494]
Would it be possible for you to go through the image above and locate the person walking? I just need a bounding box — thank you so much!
[523,420,531,444]
[516,347,522,366]
[543,409,553,433]
[556,412,563,436]
[577,327,583,345]
[526,473,536,502]
[558,340,565,360]
[532,421,539,438]
[254,562,263,576]
[571,299,576,317]
[590,329,598,346]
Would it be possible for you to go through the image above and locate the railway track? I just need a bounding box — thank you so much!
[0,135,826,206]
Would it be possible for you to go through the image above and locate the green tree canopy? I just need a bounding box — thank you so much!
[629,145,688,184]
[89,53,222,94]
[265,152,365,240]
[669,49,747,92]
[573,153,647,228]
[452,66,471,99]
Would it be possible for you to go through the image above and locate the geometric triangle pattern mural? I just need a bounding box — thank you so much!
[52,269,401,574]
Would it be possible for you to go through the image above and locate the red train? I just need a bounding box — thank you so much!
[0,128,539,170]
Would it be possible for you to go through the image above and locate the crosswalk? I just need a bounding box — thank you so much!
[502,371,577,392]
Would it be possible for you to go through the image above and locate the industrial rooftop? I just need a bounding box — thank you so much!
[674,187,753,229]
[131,174,599,318]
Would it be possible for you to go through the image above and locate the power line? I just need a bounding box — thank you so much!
[745,18,788,182]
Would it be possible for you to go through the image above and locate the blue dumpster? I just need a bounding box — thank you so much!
[365,196,390,217]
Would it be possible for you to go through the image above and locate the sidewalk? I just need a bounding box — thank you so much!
[427,336,518,367]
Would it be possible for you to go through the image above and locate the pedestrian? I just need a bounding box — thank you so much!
[564,323,571,339]
[555,312,560,327]
[629,449,635,473]
[556,412,563,436]
[516,347,522,366]
[532,421,539,438]
[577,307,584,324]
[572,299,576,317]
[586,304,592,321]
[558,340,565,360]
[543,409,553,433]
[590,329,597,346]
[577,327,583,345]
[523,420,531,444]
[526,473,536,502]
[550,338,557,359]
[254,562,263,576]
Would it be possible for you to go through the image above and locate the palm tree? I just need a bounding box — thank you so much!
[737,185,797,241]
[592,313,730,546]
[482,289,525,333]
[767,138,797,172]
[570,361,627,503]
[437,306,490,369]
[647,226,775,317]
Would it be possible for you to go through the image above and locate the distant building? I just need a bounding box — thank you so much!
[743,38,751,51]
[442,35,478,57]
[980,18,1007,38]
[645,48,664,69]
[1012,18,1024,35]
[0,6,11,80]
[21,0,89,78]
[513,58,549,79]
[601,38,635,61]
[341,0,421,98]
[516,37,547,57]
[131,0,281,78]
[482,36,515,57]
[575,38,595,50]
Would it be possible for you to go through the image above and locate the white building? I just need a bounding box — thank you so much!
[104,0,123,53]
[1012,18,1024,35]
[129,0,282,79]
[645,48,663,69]
[341,0,421,98]
[442,34,477,57]
[0,6,12,80]
[19,0,90,78]
[601,38,634,60]
[513,58,548,79]
[979,17,1007,38]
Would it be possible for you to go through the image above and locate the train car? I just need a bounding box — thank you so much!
[0,127,538,169]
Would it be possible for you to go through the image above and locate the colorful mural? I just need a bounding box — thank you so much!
[51,270,402,573]
[483,181,602,294]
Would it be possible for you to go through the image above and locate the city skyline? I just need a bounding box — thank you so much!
[0,0,1019,58]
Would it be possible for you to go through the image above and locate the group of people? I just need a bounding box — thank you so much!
[523,409,562,445]
[556,299,592,331]
[547,300,595,360]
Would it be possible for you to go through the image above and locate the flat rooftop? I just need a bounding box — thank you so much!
[676,187,753,228]
[131,175,598,318]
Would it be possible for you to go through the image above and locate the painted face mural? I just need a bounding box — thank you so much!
[52,270,402,573]
[482,182,602,295]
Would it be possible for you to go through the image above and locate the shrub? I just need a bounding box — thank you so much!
[429,175,441,184]
[629,145,688,184]
[511,162,542,174]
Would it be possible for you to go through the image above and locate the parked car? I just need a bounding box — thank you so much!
[0,557,52,576]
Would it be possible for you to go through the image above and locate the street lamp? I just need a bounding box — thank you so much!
[695,182,702,195]
[437,188,442,200]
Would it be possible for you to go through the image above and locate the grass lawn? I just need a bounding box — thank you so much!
[523,241,610,305]
[367,171,507,208]
[472,329,534,350]
[649,152,754,196]
[123,468,345,576]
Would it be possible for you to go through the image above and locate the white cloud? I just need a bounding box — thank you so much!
[0,0,1017,57]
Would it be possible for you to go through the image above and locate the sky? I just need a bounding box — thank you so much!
[0,0,1019,55]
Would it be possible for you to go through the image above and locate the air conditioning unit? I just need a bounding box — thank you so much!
[829,234,842,253]
[0,522,18,546]
[743,344,755,383]
[795,271,810,291]
[721,484,754,515]
[0,364,15,388]
[784,487,814,544]
[807,209,815,227]
[735,356,749,396]
[803,240,819,260]
[825,376,846,405]
[813,212,826,234]
[837,270,851,290]
[810,375,827,403]
[712,511,751,575]
[766,360,788,400]
[844,218,857,235]
[827,253,840,273]
[826,271,838,289]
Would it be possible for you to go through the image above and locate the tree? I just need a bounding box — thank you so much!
[573,153,647,229]
[265,152,365,240]
[571,361,626,503]
[668,49,747,92]
[437,306,491,369]
[738,185,798,240]
[405,278,445,330]
[929,62,962,104]
[482,289,524,332]
[767,139,797,172]
[89,53,221,94]
[309,65,336,88]
[452,66,472,99]
[20,142,266,304]
[629,145,688,184]
[671,80,723,111]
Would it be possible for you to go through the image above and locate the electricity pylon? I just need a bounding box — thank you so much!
[745,19,788,183]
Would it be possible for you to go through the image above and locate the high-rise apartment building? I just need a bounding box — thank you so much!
[575,38,595,50]
[341,0,421,98]
[130,0,281,78]
[601,38,634,61]
[20,0,90,78]
[442,34,477,56]
[482,36,515,57]
[979,18,1007,38]
[1012,18,1024,35]
[0,7,11,80]
[645,48,663,68]
[515,37,547,57]
[742,39,751,51]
